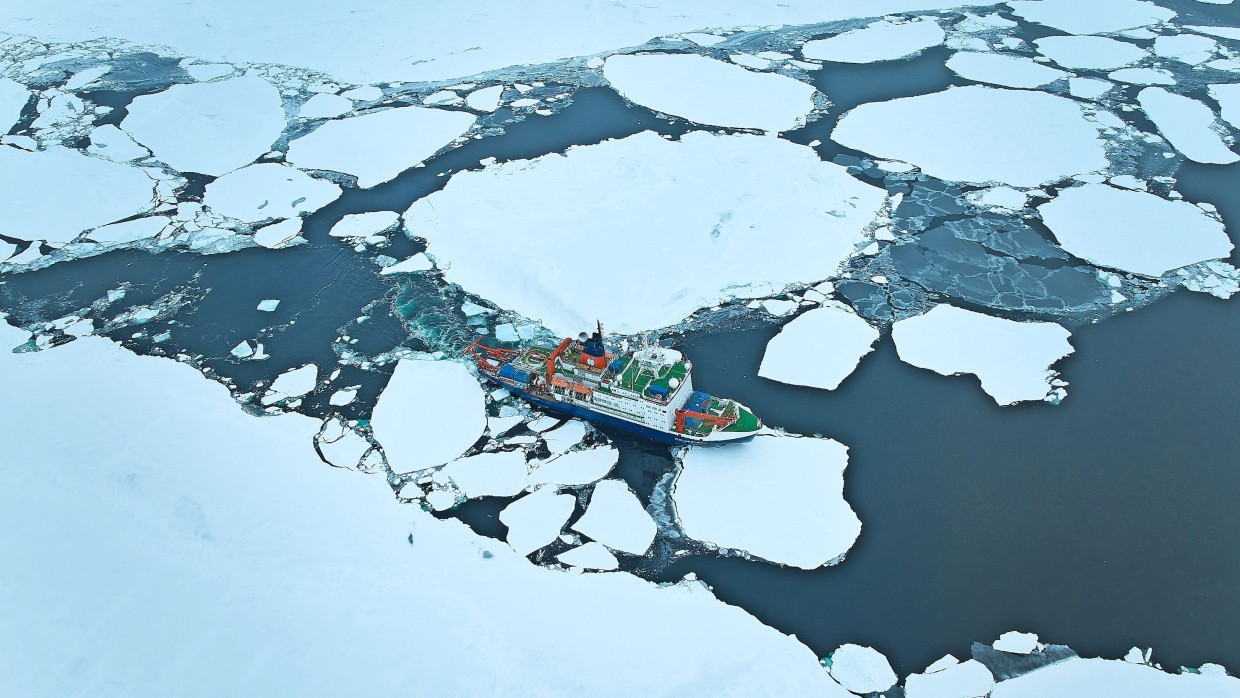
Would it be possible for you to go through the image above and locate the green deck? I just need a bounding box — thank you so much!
[615,358,687,397]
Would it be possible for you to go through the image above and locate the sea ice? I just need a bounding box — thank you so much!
[557,542,618,570]
[0,146,157,243]
[87,216,170,244]
[827,644,898,695]
[891,305,1074,405]
[994,631,1040,654]
[904,659,995,698]
[251,218,304,248]
[1008,0,1175,35]
[989,657,1240,697]
[298,92,353,119]
[1185,24,1240,40]
[1210,84,1240,129]
[1108,67,1175,85]
[268,363,318,398]
[330,211,400,238]
[968,186,1029,211]
[543,420,588,454]
[122,76,285,175]
[435,450,529,499]
[758,302,878,391]
[256,299,280,312]
[1034,36,1148,71]
[317,419,371,468]
[380,253,433,274]
[729,53,772,70]
[526,446,618,487]
[371,359,487,473]
[328,388,357,406]
[204,163,342,223]
[1153,34,1218,65]
[406,130,886,335]
[832,86,1107,187]
[87,124,151,162]
[602,53,815,134]
[802,18,945,64]
[674,434,860,569]
[1038,184,1233,276]
[572,479,657,556]
[465,85,503,112]
[423,89,462,106]
[1069,77,1114,99]
[0,77,30,132]
[500,486,576,556]
[945,52,1069,88]
[1137,87,1239,164]
[284,106,475,188]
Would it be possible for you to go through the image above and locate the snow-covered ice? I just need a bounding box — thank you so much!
[904,659,995,698]
[251,218,304,248]
[1008,0,1174,35]
[203,163,342,223]
[1137,87,1239,164]
[370,359,487,473]
[0,77,30,132]
[328,387,357,406]
[1108,67,1175,85]
[121,76,285,176]
[317,419,371,469]
[380,253,434,274]
[86,216,170,245]
[543,419,588,454]
[329,210,400,239]
[500,486,576,556]
[802,18,945,64]
[1034,36,1148,71]
[1210,84,1240,129]
[527,446,618,487]
[827,644,898,695]
[989,657,1240,697]
[1069,77,1114,99]
[557,542,619,570]
[968,186,1029,211]
[298,92,353,119]
[832,86,1107,187]
[465,85,504,112]
[892,305,1074,405]
[572,479,657,555]
[945,52,1068,88]
[1154,34,1218,65]
[602,53,815,134]
[256,299,280,312]
[1038,184,1233,276]
[267,363,318,398]
[285,106,475,188]
[87,124,151,162]
[994,631,1040,654]
[435,450,529,499]
[759,303,878,391]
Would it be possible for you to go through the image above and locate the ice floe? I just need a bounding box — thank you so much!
[122,76,285,176]
[602,53,815,134]
[284,106,475,188]
[0,77,30,132]
[1137,87,1239,164]
[1069,77,1114,99]
[905,658,995,698]
[251,218,304,248]
[673,434,860,569]
[265,363,318,401]
[1034,36,1148,71]
[1108,67,1175,85]
[85,216,171,244]
[802,18,945,64]
[832,86,1107,187]
[298,92,353,119]
[945,52,1068,88]
[572,479,657,555]
[203,163,342,223]
[380,253,434,274]
[329,210,400,239]
[316,418,371,469]
[892,305,1074,405]
[1210,84,1240,129]
[435,450,529,499]
[407,130,885,335]
[500,486,576,556]
[759,302,878,391]
[994,631,1040,654]
[1038,184,1233,276]
[1008,0,1175,35]
[827,644,898,695]
[1154,34,1218,65]
[256,299,280,312]
[371,359,487,473]
[527,445,618,487]
[557,542,618,571]
[87,124,151,162]
[989,657,1239,697]
[465,85,503,112]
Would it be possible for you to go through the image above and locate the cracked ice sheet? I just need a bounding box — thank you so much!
[602,53,815,134]
[371,359,487,473]
[500,486,577,556]
[0,146,156,243]
[285,106,476,188]
[759,302,878,391]
[122,76,285,176]
[0,77,30,132]
[945,52,1069,89]
[990,658,1238,698]
[802,18,945,64]
[527,445,617,487]
[892,305,1074,406]
[0,326,844,696]
[674,434,861,569]
[435,450,529,499]
[406,131,887,336]
[1038,184,1233,277]
[1007,0,1175,35]
[832,86,1107,188]
[572,479,657,555]
[1137,87,1239,165]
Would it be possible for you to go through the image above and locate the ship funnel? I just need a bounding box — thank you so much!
[578,332,589,342]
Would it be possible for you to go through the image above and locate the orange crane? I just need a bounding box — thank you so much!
[675,409,736,434]
[546,337,572,379]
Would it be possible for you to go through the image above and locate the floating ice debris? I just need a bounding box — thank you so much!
[371,359,487,473]
[1038,184,1233,276]
[328,387,357,406]
[87,216,170,244]
[674,435,860,569]
[251,218,304,248]
[572,479,657,556]
[1008,0,1175,35]
[527,415,561,432]
[0,146,156,243]
[905,659,995,698]
[832,86,1107,188]
[543,420,588,454]
[500,486,576,556]
[434,450,529,499]
[827,644,898,695]
[231,340,256,359]
[1069,77,1114,100]
[945,52,1068,88]
[86,124,151,162]
[1108,67,1175,85]
[1034,36,1147,71]
[527,446,618,487]
[1210,84,1240,129]
[380,253,433,274]
[122,76,285,175]
[317,418,371,469]
[1137,87,1239,164]
[256,299,280,312]
[759,303,878,391]
[494,323,520,343]
[203,163,342,222]
[802,18,944,64]
[268,363,318,398]
[0,78,30,132]
[994,631,1040,654]
[602,53,815,134]
[285,106,475,188]
[464,85,503,112]
[892,305,1074,405]
[761,299,798,316]
[989,657,1239,697]
[1154,34,1218,65]
[406,130,885,336]
[557,542,618,570]
[298,92,353,119]
[509,97,540,108]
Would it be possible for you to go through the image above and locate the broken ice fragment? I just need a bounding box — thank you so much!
[328,388,357,406]
[434,450,528,499]
[945,52,1068,89]
[464,85,503,112]
[802,19,944,64]
[379,253,433,274]
[557,542,618,571]
[759,303,878,391]
[0,78,31,133]
[994,631,1040,655]
[571,479,656,556]
[1008,0,1174,35]
[269,363,318,398]
[371,359,486,473]
[500,486,576,556]
[526,446,617,488]
[1137,87,1239,165]
[231,341,256,359]
[256,299,280,312]
[204,163,342,222]
[252,218,305,249]
[298,93,353,119]
[905,659,995,698]
[1034,36,1148,71]
[827,644,898,695]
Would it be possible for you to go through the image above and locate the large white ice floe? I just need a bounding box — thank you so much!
[904,658,995,698]
[832,86,1107,187]
[892,305,1074,405]
[673,434,860,569]
[1034,36,1148,71]
[434,450,529,499]
[945,52,1069,88]
[500,486,576,556]
[989,657,1240,697]
[572,479,657,555]
[0,146,156,243]
[1137,87,1239,164]
[121,76,285,176]
[827,644,899,695]
[371,359,487,473]
[284,106,475,188]
[759,302,878,391]
[0,331,841,695]
[1008,0,1175,35]
[203,163,342,223]
[602,53,815,134]
[406,130,886,335]
[527,445,618,487]
[802,18,945,64]
[1038,184,1233,277]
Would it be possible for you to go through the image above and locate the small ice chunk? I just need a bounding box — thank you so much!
[1069,77,1114,99]
[465,85,503,112]
[527,415,560,432]
[380,253,433,275]
[500,486,576,556]
[231,341,255,359]
[527,445,617,487]
[946,52,1068,88]
[328,388,357,406]
[571,479,656,556]
[729,53,771,70]
[803,19,944,64]
[372,359,487,473]
[1034,36,1148,71]
[88,216,169,244]
[494,323,520,342]
[905,659,995,698]
[827,644,897,695]
[330,210,400,239]
[269,363,318,398]
[256,299,280,312]
[761,299,798,316]
[1137,87,1239,164]
[557,542,618,570]
[435,450,528,499]
[994,631,1040,654]
[1108,175,1146,190]
[1185,25,1240,41]
[298,93,353,119]
[759,302,878,391]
